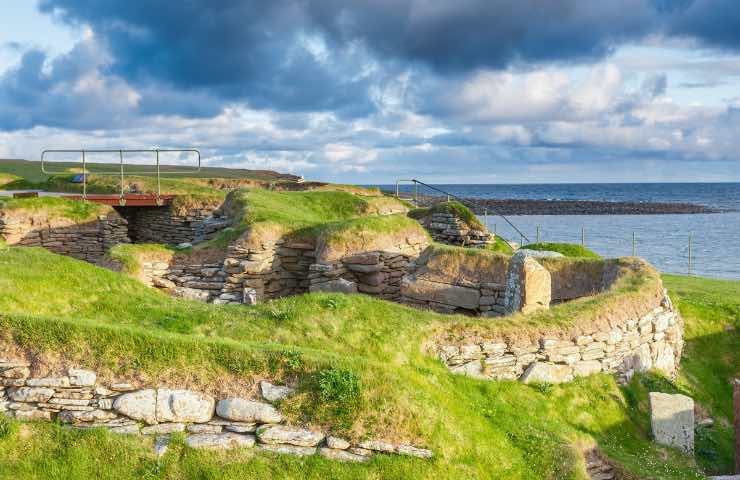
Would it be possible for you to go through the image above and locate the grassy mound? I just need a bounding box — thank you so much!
[212,188,415,250]
[0,196,112,222]
[522,242,602,259]
[0,246,724,478]
[408,201,485,230]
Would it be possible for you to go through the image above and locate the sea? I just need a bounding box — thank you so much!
[378,183,740,280]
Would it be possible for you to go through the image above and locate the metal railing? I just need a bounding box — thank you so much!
[41,149,201,206]
[395,179,530,249]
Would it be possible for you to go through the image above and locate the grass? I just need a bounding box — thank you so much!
[522,243,602,259]
[408,201,485,230]
[0,246,724,478]
[0,196,111,222]
[208,188,413,251]
[106,243,177,275]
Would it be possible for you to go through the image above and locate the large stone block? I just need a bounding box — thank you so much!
[256,425,324,447]
[401,278,480,310]
[113,389,157,425]
[309,278,357,294]
[216,398,283,423]
[520,362,573,384]
[649,392,694,454]
[156,389,215,423]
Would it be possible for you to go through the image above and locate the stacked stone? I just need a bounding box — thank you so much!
[308,251,415,301]
[417,211,492,247]
[0,361,432,461]
[146,262,229,303]
[218,238,316,305]
[0,213,130,263]
[400,276,507,316]
[118,205,227,245]
[436,294,683,384]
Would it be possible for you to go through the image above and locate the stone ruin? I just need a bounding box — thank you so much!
[412,208,493,247]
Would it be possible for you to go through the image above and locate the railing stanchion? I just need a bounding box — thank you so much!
[119,150,126,206]
[81,150,87,200]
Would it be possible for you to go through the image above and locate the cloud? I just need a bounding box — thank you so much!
[0,37,139,130]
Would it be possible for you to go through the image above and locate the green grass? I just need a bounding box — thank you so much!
[0,196,111,222]
[485,236,515,255]
[408,201,485,230]
[0,246,721,478]
[661,274,740,474]
[522,243,602,259]
[106,243,176,275]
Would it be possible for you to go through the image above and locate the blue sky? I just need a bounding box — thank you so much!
[1,0,740,184]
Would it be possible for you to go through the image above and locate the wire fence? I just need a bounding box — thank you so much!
[393,180,710,277]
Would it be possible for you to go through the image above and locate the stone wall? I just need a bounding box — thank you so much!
[308,250,420,301]
[141,260,229,303]
[0,211,130,263]
[0,359,432,461]
[117,204,229,245]
[435,292,683,384]
[415,211,492,247]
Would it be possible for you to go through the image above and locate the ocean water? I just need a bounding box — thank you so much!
[379,183,740,280]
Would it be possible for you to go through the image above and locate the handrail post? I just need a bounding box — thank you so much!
[119,150,126,206]
[81,150,87,199]
[155,149,162,206]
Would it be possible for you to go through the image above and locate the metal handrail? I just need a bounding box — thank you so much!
[396,179,530,248]
[41,149,201,205]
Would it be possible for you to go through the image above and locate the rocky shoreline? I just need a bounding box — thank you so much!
[387,192,723,215]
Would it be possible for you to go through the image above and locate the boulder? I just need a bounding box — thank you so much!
[256,425,324,447]
[326,436,350,450]
[504,251,552,314]
[259,381,295,403]
[156,389,215,423]
[309,278,357,294]
[216,398,283,423]
[396,445,434,458]
[9,387,55,403]
[520,362,573,384]
[649,392,694,454]
[113,389,157,425]
[185,432,256,450]
[68,368,97,387]
[572,360,603,377]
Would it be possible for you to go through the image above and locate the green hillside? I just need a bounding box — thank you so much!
[0,245,733,478]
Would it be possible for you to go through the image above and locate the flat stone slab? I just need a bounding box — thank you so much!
[216,398,283,423]
[649,392,694,454]
[185,433,256,450]
[256,425,324,447]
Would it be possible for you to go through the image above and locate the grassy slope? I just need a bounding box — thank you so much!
[0,247,715,479]
[523,243,602,259]
[661,275,740,474]
[0,197,111,222]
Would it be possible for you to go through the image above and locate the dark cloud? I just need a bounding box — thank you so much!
[38,0,376,117]
[0,40,138,130]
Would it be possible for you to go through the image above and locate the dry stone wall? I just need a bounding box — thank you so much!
[0,359,432,461]
[308,248,426,301]
[0,211,130,262]
[117,204,229,245]
[435,292,683,384]
[415,211,492,247]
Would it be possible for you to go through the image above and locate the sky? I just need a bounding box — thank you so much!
[1,1,740,184]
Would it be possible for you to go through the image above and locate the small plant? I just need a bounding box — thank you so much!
[318,367,361,404]
[283,349,303,371]
[0,414,17,439]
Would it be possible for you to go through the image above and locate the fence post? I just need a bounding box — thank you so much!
[688,234,693,275]
[581,227,585,247]
[632,232,636,257]
[536,225,540,243]
[484,209,488,231]
[733,378,739,474]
